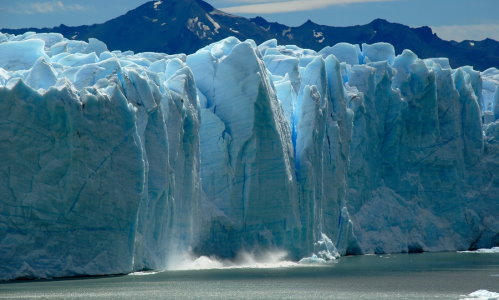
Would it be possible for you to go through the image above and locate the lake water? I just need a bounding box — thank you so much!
[1,252,498,300]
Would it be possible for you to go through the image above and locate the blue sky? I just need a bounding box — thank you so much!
[0,0,498,41]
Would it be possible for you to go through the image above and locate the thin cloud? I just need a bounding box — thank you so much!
[221,0,395,14]
[431,24,499,42]
[5,1,87,14]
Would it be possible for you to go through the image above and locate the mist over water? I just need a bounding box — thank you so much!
[165,250,330,270]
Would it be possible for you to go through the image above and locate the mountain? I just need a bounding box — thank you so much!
[2,0,499,70]
[253,17,499,71]
[2,0,271,55]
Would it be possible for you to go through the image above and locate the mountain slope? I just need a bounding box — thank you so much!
[2,0,499,70]
[2,0,273,55]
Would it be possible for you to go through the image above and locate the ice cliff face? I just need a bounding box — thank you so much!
[0,32,497,280]
[0,32,200,279]
[187,38,302,258]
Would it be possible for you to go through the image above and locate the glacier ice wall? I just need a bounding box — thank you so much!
[0,32,498,280]
[187,38,302,258]
[260,41,498,255]
[187,37,498,258]
[0,32,200,280]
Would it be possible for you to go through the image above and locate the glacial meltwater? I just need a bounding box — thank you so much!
[1,252,498,300]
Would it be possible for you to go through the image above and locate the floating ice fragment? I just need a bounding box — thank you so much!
[460,290,499,300]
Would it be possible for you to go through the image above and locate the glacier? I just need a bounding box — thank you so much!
[0,32,201,279]
[0,32,497,280]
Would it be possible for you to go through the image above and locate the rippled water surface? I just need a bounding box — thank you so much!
[1,252,498,299]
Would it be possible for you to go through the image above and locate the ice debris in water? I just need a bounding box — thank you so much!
[459,247,499,254]
[460,290,499,300]
[315,233,340,260]
[168,250,297,270]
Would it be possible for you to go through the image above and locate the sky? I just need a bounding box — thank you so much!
[0,0,498,41]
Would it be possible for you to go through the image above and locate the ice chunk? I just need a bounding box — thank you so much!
[258,38,278,56]
[460,290,499,300]
[273,74,296,125]
[57,52,99,67]
[481,67,499,118]
[84,38,108,56]
[428,57,451,69]
[319,43,362,65]
[72,58,122,90]
[25,57,57,90]
[459,247,499,253]
[263,54,300,92]
[392,49,418,87]
[362,42,395,64]
[29,33,64,48]
[0,39,47,70]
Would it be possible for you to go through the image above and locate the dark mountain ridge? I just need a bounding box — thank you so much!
[2,0,498,70]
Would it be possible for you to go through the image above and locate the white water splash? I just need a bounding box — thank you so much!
[166,250,300,271]
[459,247,499,254]
[128,271,160,276]
[460,290,499,300]
[165,248,339,271]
